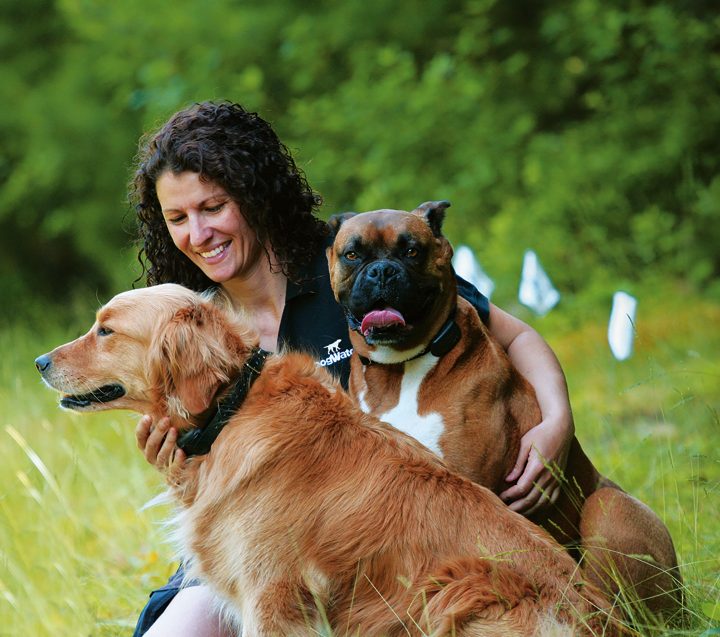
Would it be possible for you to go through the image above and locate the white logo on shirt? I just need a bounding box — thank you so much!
[317,338,353,367]
[325,339,342,354]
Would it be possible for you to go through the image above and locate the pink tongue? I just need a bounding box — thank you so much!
[361,308,406,336]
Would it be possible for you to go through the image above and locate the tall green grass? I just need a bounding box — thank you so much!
[542,290,720,634]
[1,290,718,636]
[0,323,177,636]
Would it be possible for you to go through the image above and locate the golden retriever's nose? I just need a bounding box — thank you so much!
[35,354,52,373]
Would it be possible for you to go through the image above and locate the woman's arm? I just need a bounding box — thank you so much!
[486,303,575,514]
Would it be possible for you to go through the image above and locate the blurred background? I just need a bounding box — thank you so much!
[2,0,719,321]
[2,1,719,634]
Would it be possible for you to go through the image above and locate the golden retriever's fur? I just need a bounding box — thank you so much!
[37,284,625,636]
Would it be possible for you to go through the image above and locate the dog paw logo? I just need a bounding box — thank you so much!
[325,339,342,354]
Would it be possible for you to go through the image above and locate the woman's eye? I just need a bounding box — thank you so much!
[206,202,225,213]
[345,251,359,261]
[405,248,418,258]
[97,326,113,337]
[167,215,186,226]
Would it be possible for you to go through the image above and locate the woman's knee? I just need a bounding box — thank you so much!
[144,585,235,637]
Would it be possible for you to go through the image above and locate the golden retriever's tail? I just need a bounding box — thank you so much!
[409,557,622,637]
[407,556,540,636]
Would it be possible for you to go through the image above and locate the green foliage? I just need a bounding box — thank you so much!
[286,1,720,302]
[0,0,718,318]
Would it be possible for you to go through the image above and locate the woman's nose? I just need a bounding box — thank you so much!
[188,215,212,246]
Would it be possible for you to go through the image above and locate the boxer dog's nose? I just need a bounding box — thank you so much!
[366,261,400,284]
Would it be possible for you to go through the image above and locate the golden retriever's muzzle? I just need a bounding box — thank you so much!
[35,353,126,410]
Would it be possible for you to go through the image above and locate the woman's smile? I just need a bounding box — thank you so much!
[198,241,231,261]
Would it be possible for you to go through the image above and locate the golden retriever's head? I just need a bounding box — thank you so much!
[36,284,257,427]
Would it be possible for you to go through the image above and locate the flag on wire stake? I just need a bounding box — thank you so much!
[452,245,495,300]
[608,291,637,361]
[518,249,560,316]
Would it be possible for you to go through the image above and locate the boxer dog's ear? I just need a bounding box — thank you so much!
[328,212,357,237]
[413,200,451,237]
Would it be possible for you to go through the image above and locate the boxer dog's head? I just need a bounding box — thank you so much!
[327,201,457,364]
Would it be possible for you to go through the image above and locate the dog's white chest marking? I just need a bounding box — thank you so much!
[360,355,445,456]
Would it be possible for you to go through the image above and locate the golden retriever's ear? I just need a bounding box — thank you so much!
[150,301,237,415]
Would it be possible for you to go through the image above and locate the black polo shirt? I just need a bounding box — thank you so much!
[278,237,490,389]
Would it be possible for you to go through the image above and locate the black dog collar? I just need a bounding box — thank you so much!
[177,347,270,457]
[358,311,460,366]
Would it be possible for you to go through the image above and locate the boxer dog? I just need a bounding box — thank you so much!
[36,284,621,636]
[327,201,683,622]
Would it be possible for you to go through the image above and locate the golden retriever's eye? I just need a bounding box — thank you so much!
[344,251,359,261]
[97,326,114,337]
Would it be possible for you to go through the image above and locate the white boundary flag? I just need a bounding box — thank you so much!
[608,291,637,361]
[452,245,495,299]
[518,250,560,316]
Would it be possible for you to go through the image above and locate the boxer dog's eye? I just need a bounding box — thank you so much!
[405,248,418,258]
[344,251,359,261]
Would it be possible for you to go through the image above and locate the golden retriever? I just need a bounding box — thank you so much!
[36,284,624,636]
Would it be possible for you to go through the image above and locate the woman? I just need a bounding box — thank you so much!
[130,101,575,636]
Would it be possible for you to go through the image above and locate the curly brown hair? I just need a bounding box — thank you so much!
[130,101,326,290]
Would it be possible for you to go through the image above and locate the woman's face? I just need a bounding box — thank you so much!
[156,171,264,283]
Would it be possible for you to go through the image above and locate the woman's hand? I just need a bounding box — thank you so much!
[135,415,186,471]
[499,416,572,515]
